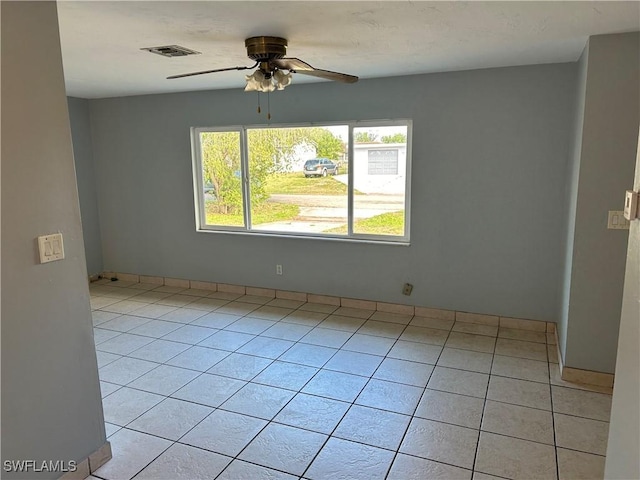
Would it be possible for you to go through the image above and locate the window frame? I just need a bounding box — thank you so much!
[191,119,412,245]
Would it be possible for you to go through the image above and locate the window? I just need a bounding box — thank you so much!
[192,120,411,243]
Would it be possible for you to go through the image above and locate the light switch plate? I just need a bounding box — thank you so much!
[38,233,65,263]
[607,211,630,230]
[623,190,639,220]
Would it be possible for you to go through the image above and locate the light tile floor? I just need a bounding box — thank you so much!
[89,280,612,480]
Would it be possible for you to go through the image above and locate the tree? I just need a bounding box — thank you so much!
[381,133,407,144]
[200,127,346,213]
[307,128,345,160]
[200,132,242,214]
[354,131,378,143]
[247,128,319,201]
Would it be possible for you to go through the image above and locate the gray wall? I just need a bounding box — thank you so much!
[1,2,106,478]
[562,33,640,373]
[85,63,575,322]
[605,130,640,479]
[68,97,104,276]
[558,43,590,363]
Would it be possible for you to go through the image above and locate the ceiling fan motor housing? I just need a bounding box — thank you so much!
[245,36,288,62]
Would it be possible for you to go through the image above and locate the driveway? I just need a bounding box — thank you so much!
[253,193,405,232]
[269,193,403,208]
[333,173,406,195]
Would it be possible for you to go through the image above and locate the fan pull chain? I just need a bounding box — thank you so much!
[267,91,271,121]
[256,92,261,114]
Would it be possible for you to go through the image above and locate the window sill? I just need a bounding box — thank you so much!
[195,227,410,246]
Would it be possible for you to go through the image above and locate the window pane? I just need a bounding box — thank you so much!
[247,126,349,235]
[353,126,407,236]
[199,131,244,227]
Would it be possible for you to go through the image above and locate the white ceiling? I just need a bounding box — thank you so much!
[57,1,640,99]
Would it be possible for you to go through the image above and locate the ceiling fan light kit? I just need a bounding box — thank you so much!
[244,68,292,92]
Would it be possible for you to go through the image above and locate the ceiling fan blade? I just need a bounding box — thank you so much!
[271,58,358,84]
[167,62,258,79]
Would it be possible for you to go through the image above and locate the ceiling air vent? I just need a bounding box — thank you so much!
[142,45,200,58]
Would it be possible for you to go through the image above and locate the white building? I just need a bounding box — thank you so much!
[353,142,407,194]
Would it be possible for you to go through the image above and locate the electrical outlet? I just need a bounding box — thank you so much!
[402,283,413,296]
[276,264,283,275]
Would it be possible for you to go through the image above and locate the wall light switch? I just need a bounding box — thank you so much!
[607,211,630,230]
[38,233,65,263]
[623,190,639,221]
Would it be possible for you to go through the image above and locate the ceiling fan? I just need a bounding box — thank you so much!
[167,36,358,92]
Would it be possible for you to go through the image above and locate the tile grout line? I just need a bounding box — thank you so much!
[293,309,390,476]
[94,304,608,398]
[218,308,374,479]
[93,280,553,335]
[94,275,554,331]
[93,285,552,344]
[549,360,561,480]
[103,349,270,479]
[189,301,373,477]
[298,314,417,480]
[381,321,456,479]
[470,338,496,478]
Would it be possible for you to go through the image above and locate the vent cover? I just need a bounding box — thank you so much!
[142,45,200,58]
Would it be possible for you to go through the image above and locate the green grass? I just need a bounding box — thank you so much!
[205,201,299,226]
[324,210,405,236]
[265,172,357,195]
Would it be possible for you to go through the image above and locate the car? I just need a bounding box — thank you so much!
[303,158,339,177]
